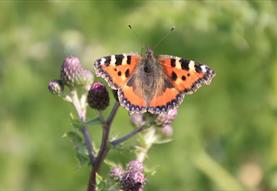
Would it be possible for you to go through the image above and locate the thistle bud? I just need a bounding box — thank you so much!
[79,69,94,89]
[87,82,109,110]
[130,113,145,127]
[156,109,177,126]
[160,124,173,137]
[48,79,64,95]
[60,56,83,88]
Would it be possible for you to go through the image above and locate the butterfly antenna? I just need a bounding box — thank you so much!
[153,26,175,50]
[128,25,145,50]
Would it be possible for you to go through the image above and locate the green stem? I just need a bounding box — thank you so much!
[70,90,95,165]
[137,127,156,162]
[110,126,145,146]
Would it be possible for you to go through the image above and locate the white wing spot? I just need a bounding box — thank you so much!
[201,65,207,72]
[176,58,182,69]
[122,54,127,65]
[111,55,116,66]
[100,58,106,65]
[189,60,195,71]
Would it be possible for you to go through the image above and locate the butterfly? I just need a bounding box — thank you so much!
[94,48,215,114]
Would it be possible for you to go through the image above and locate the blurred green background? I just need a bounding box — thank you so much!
[0,0,277,190]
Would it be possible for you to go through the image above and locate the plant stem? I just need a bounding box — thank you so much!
[87,102,120,191]
[110,126,145,146]
[81,127,95,165]
[137,127,156,162]
[70,90,95,165]
[106,102,120,126]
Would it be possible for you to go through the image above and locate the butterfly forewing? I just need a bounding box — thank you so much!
[158,55,215,94]
[94,54,141,89]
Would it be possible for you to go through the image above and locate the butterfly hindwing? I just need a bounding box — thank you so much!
[118,85,147,113]
[94,54,141,89]
[147,82,183,114]
[158,55,215,95]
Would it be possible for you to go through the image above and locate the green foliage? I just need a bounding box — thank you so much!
[0,0,277,190]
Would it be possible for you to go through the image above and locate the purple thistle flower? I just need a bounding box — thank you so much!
[110,167,125,182]
[127,160,144,173]
[60,56,93,88]
[160,124,173,137]
[130,113,145,127]
[121,171,144,191]
[121,160,145,191]
[156,109,178,126]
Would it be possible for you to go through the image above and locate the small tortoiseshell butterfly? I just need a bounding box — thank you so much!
[94,48,215,114]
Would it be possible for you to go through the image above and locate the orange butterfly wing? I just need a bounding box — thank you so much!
[94,54,141,89]
[94,53,147,112]
[94,53,215,114]
[158,55,215,94]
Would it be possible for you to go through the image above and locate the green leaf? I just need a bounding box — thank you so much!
[76,143,89,166]
[96,173,109,190]
[63,129,90,166]
[69,112,82,129]
[96,173,103,185]
[86,117,102,126]
[63,130,83,145]
[154,138,172,145]
[104,159,118,168]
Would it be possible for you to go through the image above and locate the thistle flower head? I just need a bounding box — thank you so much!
[60,56,83,88]
[48,79,64,95]
[127,160,144,173]
[110,167,125,182]
[60,56,93,89]
[121,160,145,191]
[160,124,173,137]
[79,69,94,90]
[156,109,178,126]
[110,160,145,191]
[130,113,145,127]
[87,82,110,110]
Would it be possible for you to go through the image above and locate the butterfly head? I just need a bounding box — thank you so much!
[145,47,154,59]
[142,48,157,74]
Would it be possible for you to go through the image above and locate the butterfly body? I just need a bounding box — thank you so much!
[94,48,215,114]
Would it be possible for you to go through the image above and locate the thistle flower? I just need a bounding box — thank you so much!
[155,109,177,126]
[79,69,94,90]
[110,167,125,182]
[130,113,145,127]
[160,124,173,137]
[60,56,93,89]
[121,160,145,191]
[48,79,64,95]
[110,160,145,191]
[87,82,109,110]
[126,160,144,173]
[60,56,83,88]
